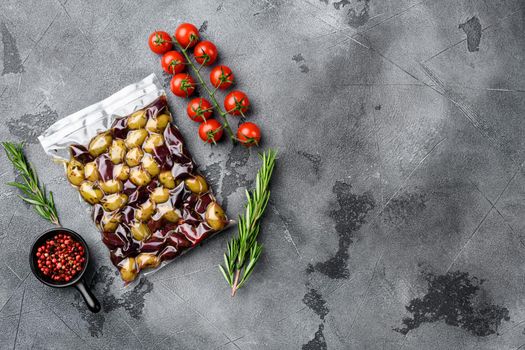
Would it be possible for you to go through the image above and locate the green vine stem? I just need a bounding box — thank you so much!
[173,39,236,142]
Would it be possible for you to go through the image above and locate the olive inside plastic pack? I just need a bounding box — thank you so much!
[38,74,232,284]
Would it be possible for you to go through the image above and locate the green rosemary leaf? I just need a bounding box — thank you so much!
[34,203,48,218]
[49,191,56,207]
[19,196,44,206]
[238,244,263,288]
[219,265,232,286]
[7,181,32,195]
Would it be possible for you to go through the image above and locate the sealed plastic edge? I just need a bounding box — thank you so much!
[38,74,163,160]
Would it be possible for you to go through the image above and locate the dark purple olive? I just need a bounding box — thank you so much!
[70,144,93,163]
[159,245,179,261]
[95,154,114,182]
[141,240,166,253]
[167,232,192,250]
[111,117,128,139]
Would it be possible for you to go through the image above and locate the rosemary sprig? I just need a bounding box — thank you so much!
[2,142,60,226]
[219,149,277,296]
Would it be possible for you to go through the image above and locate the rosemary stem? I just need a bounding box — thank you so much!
[51,214,61,227]
[231,269,240,297]
[2,142,61,227]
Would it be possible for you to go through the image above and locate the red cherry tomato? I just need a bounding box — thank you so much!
[148,31,172,54]
[161,51,186,74]
[224,90,250,116]
[237,122,261,147]
[175,23,199,49]
[187,98,213,123]
[170,73,195,98]
[194,41,218,66]
[210,65,234,90]
[198,119,223,144]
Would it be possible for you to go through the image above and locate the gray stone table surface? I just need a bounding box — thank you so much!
[0,0,524,349]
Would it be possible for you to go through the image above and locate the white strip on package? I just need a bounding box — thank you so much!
[38,74,164,160]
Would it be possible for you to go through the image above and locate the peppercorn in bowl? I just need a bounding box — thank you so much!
[30,228,101,312]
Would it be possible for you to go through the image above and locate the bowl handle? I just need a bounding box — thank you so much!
[74,279,101,313]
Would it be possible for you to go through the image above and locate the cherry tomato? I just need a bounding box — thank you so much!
[187,98,213,123]
[199,119,223,144]
[194,41,218,66]
[210,65,234,90]
[224,91,250,116]
[237,122,261,147]
[175,23,199,49]
[161,51,185,74]
[170,73,195,98]
[148,31,172,54]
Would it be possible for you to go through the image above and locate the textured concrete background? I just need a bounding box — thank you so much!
[0,0,524,349]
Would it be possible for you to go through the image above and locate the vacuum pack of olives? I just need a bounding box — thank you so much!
[39,75,231,283]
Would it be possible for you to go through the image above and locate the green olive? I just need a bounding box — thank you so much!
[125,129,148,148]
[109,139,127,164]
[125,147,144,167]
[119,257,138,282]
[156,113,171,130]
[156,202,180,222]
[143,134,164,154]
[101,193,128,211]
[205,202,227,230]
[79,181,103,205]
[151,186,169,203]
[113,164,130,181]
[184,175,208,194]
[127,110,147,129]
[163,209,180,223]
[158,170,176,189]
[146,113,171,133]
[135,200,155,221]
[88,132,112,157]
[142,154,160,177]
[129,167,151,186]
[136,253,160,269]
[67,159,85,186]
[99,179,122,194]
[101,212,121,232]
[84,161,99,182]
[131,222,151,241]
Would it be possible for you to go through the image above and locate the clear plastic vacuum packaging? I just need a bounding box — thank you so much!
[39,74,231,283]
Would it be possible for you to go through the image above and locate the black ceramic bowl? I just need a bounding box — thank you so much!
[30,227,101,313]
